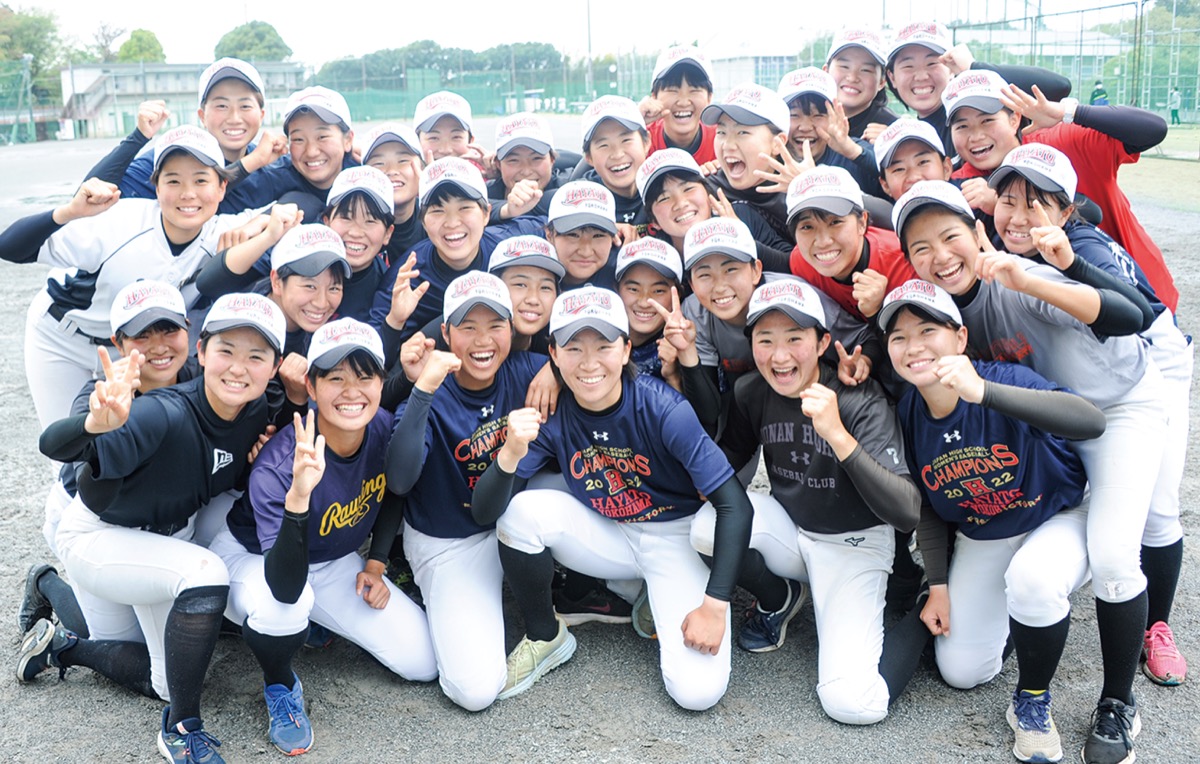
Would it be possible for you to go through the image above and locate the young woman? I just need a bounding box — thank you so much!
[25,292,285,764]
[824,29,898,141]
[385,272,547,711]
[641,46,717,163]
[990,144,1193,687]
[882,280,1106,763]
[360,123,426,261]
[210,318,436,755]
[0,126,256,429]
[893,180,1167,764]
[471,285,753,711]
[487,112,562,223]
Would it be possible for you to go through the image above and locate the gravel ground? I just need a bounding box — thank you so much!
[0,129,1196,763]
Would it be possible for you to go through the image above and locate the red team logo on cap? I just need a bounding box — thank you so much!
[295,227,343,248]
[756,281,805,303]
[122,283,170,309]
[690,219,741,245]
[559,186,609,207]
[498,116,542,139]
[795,171,842,195]
[560,291,612,315]
[1012,145,1058,167]
[502,238,553,258]
[321,322,374,344]
[450,272,495,298]
[946,73,993,98]
[420,93,465,111]
[897,22,941,40]
[725,87,762,105]
[222,295,275,318]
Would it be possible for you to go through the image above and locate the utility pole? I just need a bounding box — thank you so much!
[585,0,595,101]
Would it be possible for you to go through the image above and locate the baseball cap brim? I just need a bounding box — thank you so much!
[878,135,945,170]
[496,137,552,159]
[787,196,860,226]
[491,255,566,280]
[447,297,512,326]
[308,344,385,371]
[154,145,221,172]
[583,116,644,145]
[202,319,283,354]
[327,186,393,215]
[422,178,487,204]
[684,245,757,272]
[878,298,959,334]
[826,43,886,67]
[987,164,1065,195]
[285,105,348,131]
[278,252,352,279]
[744,305,823,337]
[551,212,618,235]
[701,104,772,127]
[947,95,1004,119]
[201,67,262,102]
[888,40,948,63]
[894,198,969,238]
[639,165,703,203]
[616,258,681,282]
[551,318,626,346]
[417,113,470,134]
[364,132,422,162]
[116,308,188,338]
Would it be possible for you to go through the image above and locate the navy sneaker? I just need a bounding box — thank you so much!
[264,675,314,755]
[157,707,224,764]
[1081,697,1140,764]
[554,586,633,626]
[303,623,335,650]
[18,564,55,635]
[737,579,809,653]
[16,618,76,683]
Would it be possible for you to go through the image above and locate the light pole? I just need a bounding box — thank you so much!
[586,0,595,100]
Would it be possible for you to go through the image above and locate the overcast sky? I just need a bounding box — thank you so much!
[32,0,1138,69]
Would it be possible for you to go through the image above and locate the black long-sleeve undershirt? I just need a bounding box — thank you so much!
[1060,254,1154,336]
[264,512,309,604]
[385,387,433,494]
[1074,104,1167,155]
[981,380,1107,441]
[840,445,921,533]
[84,129,149,186]
[0,209,60,264]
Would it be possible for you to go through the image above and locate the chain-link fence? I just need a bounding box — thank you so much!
[0,59,61,144]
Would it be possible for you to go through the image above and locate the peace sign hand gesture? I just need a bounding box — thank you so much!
[649,286,699,367]
[85,348,142,434]
[1027,199,1076,271]
[753,134,814,194]
[287,411,327,508]
[835,341,872,386]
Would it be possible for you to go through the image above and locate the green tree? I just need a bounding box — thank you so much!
[116,29,165,63]
[214,21,292,61]
[0,6,60,77]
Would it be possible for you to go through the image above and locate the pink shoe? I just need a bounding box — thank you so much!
[1143,621,1187,686]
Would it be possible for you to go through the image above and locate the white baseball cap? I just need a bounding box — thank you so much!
[683,217,758,271]
[581,95,647,147]
[635,147,704,202]
[443,271,513,325]
[109,279,188,336]
[651,46,714,86]
[327,166,395,215]
[550,286,629,345]
[826,29,888,67]
[283,86,352,132]
[153,125,224,173]
[745,278,827,334]
[778,67,838,107]
[892,180,975,235]
[197,58,264,106]
[202,292,287,354]
[418,157,488,208]
[271,224,351,278]
[701,83,790,135]
[495,112,554,159]
[942,69,1009,119]
[874,118,946,171]
[306,317,385,370]
[414,91,473,135]
[548,180,618,235]
[988,142,1079,201]
[359,123,422,164]
[488,235,566,280]
[888,21,953,63]
[615,237,683,283]
[878,279,963,332]
[786,167,866,226]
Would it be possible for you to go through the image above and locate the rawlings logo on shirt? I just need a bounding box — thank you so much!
[320,473,387,535]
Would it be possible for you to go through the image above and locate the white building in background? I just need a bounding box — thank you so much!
[60,62,306,139]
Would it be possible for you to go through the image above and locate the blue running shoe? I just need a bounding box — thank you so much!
[17,618,76,682]
[264,675,314,755]
[737,579,808,653]
[157,707,224,764]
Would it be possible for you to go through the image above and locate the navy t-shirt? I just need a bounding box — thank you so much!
[516,375,734,523]
[397,351,547,539]
[897,361,1087,540]
[228,408,393,562]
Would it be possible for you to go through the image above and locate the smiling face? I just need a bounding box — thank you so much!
[880,139,954,199]
[197,326,280,421]
[498,145,555,192]
[950,106,1022,172]
[420,115,471,160]
[305,355,383,435]
[155,153,227,244]
[114,322,190,391]
[549,328,631,411]
[887,45,950,117]
[444,305,513,390]
[546,226,616,284]
[199,79,264,161]
[364,141,422,214]
[422,192,490,270]
[653,72,712,144]
[325,196,393,272]
[649,174,711,245]
[993,177,1073,255]
[902,207,981,295]
[787,99,830,160]
[792,208,869,280]
[271,269,344,333]
[826,47,884,116]
[287,112,353,190]
[618,263,674,345]
[499,265,557,337]
[751,311,830,398]
[713,115,777,190]
[585,121,649,198]
[886,307,968,388]
[688,253,763,325]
